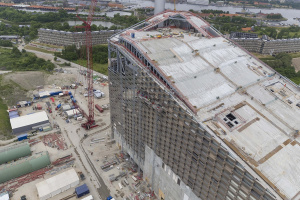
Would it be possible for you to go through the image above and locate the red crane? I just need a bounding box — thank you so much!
[76,0,98,130]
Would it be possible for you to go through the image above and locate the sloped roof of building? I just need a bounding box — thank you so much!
[10,111,49,130]
[110,10,300,200]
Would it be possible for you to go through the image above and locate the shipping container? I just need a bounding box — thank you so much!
[95,104,103,113]
[43,126,52,132]
[75,184,90,198]
[17,134,28,141]
[50,91,62,96]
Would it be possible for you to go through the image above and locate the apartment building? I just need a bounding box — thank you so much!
[108,10,300,200]
[38,28,119,46]
[231,36,300,54]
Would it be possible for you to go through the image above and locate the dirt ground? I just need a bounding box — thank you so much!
[1,68,77,107]
[292,57,300,72]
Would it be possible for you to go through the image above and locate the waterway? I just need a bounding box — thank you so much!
[137,1,300,25]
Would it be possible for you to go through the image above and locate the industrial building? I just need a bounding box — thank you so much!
[10,111,49,134]
[38,28,119,47]
[0,35,19,40]
[231,36,300,54]
[0,143,31,165]
[0,151,51,184]
[108,10,300,200]
[229,32,258,39]
[36,168,79,200]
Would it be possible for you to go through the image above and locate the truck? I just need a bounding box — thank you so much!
[55,103,61,110]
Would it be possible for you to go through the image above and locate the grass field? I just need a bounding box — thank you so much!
[74,59,108,75]
[24,45,55,54]
[0,75,13,139]
[32,42,64,49]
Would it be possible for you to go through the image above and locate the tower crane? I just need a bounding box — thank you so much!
[75,0,98,130]
[174,0,176,11]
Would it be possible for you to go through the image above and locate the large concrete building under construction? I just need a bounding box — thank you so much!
[108,10,300,200]
[38,28,119,46]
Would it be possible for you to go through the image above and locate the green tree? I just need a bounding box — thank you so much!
[11,47,21,58]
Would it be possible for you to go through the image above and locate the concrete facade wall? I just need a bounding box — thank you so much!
[232,38,300,54]
[38,29,119,47]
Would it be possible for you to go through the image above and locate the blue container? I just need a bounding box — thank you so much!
[69,91,72,95]
[72,98,77,103]
[131,33,135,38]
[50,91,62,96]
[70,95,74,99]
[75,184,89,198]
[57,104,61,108]
[9,111,18,117]
[17,134,28,141]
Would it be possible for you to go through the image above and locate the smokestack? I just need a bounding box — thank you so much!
[154,0,166,15]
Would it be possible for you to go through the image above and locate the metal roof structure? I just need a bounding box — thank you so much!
[36,168,79,200]
[0,192,9,200]
[0,143,31,165]
[10,111,49,130]
[0,151,50,184]
[111,10,300,200]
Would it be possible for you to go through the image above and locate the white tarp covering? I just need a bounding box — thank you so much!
[62,105,71,111]
[10,111,49,130]
[65,109,80,118]
[81,195,93,200]
[36,169,79,200]
[0,192,9,200]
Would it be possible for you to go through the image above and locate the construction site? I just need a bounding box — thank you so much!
[1,0,300,200]
[108,2,300,200]
[0,0,156,199]
[0,63,156,200]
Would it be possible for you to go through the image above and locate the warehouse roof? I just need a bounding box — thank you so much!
[0,143,31,165]
[10,111,49,130]
[36,168,79,199]
[111,10,300,200]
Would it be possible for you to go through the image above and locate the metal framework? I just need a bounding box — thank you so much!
[76,0,98,129]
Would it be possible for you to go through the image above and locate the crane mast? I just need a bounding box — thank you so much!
[76,0,98,130]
